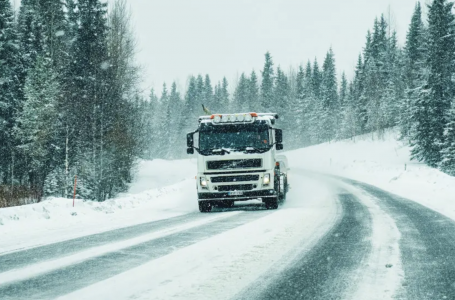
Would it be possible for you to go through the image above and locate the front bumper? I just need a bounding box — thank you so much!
[198,189,276,202]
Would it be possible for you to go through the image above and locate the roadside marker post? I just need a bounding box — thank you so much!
[73,175,77,207]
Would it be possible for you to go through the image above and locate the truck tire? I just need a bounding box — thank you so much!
[280,176,288,202]
[199,201,212,213]
[265,197,278,210]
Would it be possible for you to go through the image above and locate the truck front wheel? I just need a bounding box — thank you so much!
[265,197,278,210]
[199,201,212,213]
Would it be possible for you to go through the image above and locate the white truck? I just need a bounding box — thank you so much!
[187,112,289,212]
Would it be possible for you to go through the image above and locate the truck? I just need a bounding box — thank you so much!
[186,112,289,212]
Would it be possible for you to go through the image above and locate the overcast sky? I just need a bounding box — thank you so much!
[125,0,428,94]
[12,0,427,93]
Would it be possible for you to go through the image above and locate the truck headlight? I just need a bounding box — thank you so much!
[200,177,208,188]
[263,174,270,185]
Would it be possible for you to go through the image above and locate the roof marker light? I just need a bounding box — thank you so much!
[213,115,221,123]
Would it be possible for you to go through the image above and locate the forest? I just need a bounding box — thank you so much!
[1,0,454,207]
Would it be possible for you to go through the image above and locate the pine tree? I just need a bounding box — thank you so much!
[321,48,339,141]
[67,0,110,200]
[440,102,455,175]
[233,73,249,112]
[402,2,427,138]
[340,72,348,108]
[261,52,275,111]
[14,57,61,198]
[310,59,324,143]
[203,74,213,111]
[17,0,44,73]
[182,76,198,133]
[274,66,290,132]
[168,82,182,158]
[353,54,367,132]
[312,59,322,99]
[247,70,259,111]
[37,0,67,68]
[292,65,306,146]
[220,77,230,112]
[411,0,455,167]
[0,0,23,185]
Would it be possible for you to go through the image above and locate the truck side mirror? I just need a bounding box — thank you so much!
[275,129,283,144]
[187,148,194,154]
[276,143,284,151]
[187,132,194,148]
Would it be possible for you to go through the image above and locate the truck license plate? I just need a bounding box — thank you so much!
[229,191,243,196]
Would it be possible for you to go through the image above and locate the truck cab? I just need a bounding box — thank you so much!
[187,112,289,212]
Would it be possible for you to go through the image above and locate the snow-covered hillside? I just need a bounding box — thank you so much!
[287,130,455,221]
[0,159,198,253]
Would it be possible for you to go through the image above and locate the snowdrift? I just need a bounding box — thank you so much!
[286,129,455,221]
[0,159,198,253]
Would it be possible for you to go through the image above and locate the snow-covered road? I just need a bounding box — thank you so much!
[1,170,455,299]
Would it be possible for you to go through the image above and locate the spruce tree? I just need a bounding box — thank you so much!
[440,102,455,175]
[14,56,61,198]
[168,82,182,158]
[274,66,290,131]
[353,54,367,132]
[182,76,198,133]
[402,2,427,138]
[321,49,339,141]
[220,77,230,112]
[310,59,323,143]
[203,74,213,111]
[411,0,455,167]
[339,72,348,108]
[260,52,275,111]
[247,70,259,111]
[292,65,306,146]
[0,0,22,185]
[67,0,110,200]
[233,73,249,112]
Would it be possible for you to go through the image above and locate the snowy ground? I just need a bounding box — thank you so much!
[0,159,198,253]
[286,129,455,221]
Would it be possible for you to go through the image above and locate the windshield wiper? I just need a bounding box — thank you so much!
[209,148,231,155]
[237,147,270,154]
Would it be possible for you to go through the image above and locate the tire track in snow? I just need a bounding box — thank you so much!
[0,210,272,300]
[344,179,455,300]
[236,191,372,300]
[0,212,215,272]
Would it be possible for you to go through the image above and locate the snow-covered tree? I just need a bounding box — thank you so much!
[401,2,427,139]
[15,57,61,199]
[440,102,455,175]
[411,0,455,167]
[321,48,339,141]
[233,73,249,112]
[261,52,275,111]
[0,0,23,185]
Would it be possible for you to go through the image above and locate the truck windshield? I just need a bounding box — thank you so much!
[199,123,270,154]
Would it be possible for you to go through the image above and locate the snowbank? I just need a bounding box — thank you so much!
[0,159,198,253]
[286,130,455,221]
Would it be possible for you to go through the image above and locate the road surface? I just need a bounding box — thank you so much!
[1,170,454,299]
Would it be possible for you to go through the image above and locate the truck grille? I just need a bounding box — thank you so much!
[211,175,260,183]
[217,184,254,192]
[207,159,262,170]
